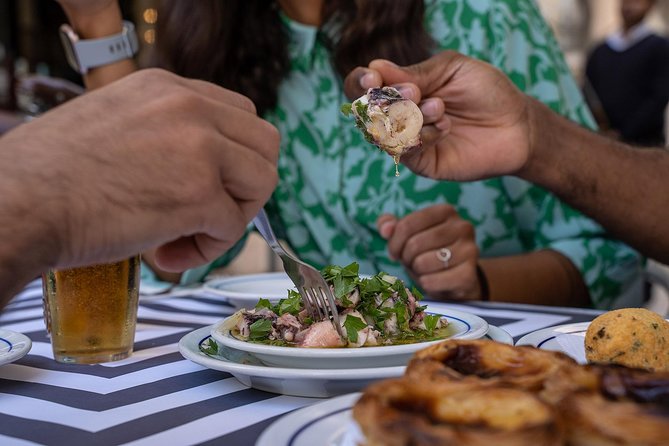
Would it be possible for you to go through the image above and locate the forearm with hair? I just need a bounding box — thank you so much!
[521,99,669,264]
[0,155,60,308]
[479,249,590,307]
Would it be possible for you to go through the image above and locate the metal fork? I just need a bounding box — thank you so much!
[252,208,344,338]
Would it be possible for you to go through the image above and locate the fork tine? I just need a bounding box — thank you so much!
[299,287,318,320]
[316,286,344,337]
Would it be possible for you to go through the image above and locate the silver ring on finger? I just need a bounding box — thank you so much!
[436,247,452,268]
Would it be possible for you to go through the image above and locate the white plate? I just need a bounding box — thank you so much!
[179,326,404,398]
[515,322,591,364]
[211,305,489,369]
[0,328,32,366]
[256,393,361,446]
[203,272,296,310]
[483,325,513,345]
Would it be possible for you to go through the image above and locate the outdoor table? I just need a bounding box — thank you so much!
[0,279,601,445]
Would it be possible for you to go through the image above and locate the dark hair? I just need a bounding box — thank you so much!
[154,0,434,115]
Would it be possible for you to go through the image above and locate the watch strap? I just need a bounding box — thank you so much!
[60,21,139,74]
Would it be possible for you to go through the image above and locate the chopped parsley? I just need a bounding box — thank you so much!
[343,314,369,343]
[200,337,219,356]
[249,319,273,341]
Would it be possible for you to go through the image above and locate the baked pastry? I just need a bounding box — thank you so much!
[353,378,564,446]
[405,339,596,403]
[561,364,669,445]
[585,308,669,372]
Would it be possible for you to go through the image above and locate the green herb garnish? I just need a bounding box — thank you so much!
[340,103,353,117]
[277,290,302,315]
[343,314,368,343]
[200,337,219,356]
[249,319,273,341]
[424,314,441,332]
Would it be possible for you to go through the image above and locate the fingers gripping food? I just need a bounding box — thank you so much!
[342,87,423,176]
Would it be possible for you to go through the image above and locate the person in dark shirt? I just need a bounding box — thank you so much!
[585,0,669,146]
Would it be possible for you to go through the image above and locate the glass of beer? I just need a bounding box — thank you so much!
[42,255,140,364]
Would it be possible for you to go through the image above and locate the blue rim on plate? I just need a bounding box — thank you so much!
[210,307,489,369]
[0,329,32,366]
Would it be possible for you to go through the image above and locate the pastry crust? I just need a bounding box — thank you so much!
[353,340,669,446]
[353,378,564,446]
[405,339,596,403]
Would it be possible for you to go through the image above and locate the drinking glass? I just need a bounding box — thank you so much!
[42,255,140,364]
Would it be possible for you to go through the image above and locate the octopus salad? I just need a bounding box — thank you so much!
[224,262,448,348]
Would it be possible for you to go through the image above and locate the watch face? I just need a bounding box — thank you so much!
[59,25,82,73]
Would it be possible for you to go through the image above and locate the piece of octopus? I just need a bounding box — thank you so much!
[235,307,278,339]
[294,319,346,348]
[335,286,360,309]
[275,312,304,343]
[340,309,381,347]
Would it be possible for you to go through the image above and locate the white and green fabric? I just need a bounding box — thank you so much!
[159,0,643,309]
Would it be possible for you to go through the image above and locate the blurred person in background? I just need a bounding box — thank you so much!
[585,0,669,146]
[54,0,644,310]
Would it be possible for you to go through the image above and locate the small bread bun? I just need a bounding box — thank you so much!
[585,308,669,372]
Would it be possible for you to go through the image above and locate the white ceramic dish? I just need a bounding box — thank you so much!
[0,328,32,366]
[256,393,361,446]
[203,272,296,309]
[483,325,513,345]
[515,322,591,364]
[211,306,489,369]
[179,327,404,398]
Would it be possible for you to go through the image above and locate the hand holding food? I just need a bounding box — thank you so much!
[343,52,532,182]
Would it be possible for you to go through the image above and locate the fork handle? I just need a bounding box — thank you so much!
[252,208,290,257]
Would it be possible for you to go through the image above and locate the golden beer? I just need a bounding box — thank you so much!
[42,256,140,364]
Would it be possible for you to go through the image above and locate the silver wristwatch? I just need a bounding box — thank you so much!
[59,21,139,75]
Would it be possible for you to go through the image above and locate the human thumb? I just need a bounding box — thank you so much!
[369,51,468,97]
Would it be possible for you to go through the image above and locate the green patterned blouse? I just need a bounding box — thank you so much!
[145,0,641,309]
[261,0,643,310]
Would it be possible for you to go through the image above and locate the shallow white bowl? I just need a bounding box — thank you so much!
[203,272,295,310]
[210,307,489,369]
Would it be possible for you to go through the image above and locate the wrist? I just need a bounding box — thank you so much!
[62,3,124,39]
[517,98,556,186]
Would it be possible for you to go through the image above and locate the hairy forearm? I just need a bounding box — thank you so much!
[521,99,669,264]
[0,154,60,307]
[479,249,590,307]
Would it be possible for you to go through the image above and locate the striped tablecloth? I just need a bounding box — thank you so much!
[0,279,601,445]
